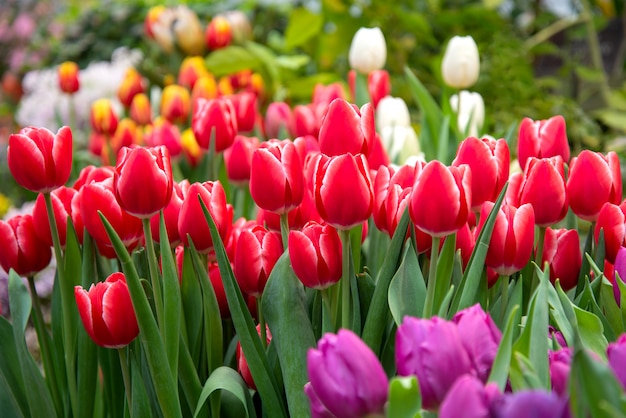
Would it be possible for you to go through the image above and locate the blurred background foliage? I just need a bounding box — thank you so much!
[1,0,626,161]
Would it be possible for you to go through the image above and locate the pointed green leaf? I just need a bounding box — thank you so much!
[193,367,256,418]
[389,243,425,324]
[488,305,519,390]
[284,8,323,50]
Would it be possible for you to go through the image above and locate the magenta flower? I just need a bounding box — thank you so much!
[439,375,500,418]
[608,334,626,389]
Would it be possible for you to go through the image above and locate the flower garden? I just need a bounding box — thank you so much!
[2,1,626,417]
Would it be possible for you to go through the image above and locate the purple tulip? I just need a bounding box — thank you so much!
[548,348,572,396]
[439,375,501,418]
[491,390,570,418]
[396,316,474,410]
[549,325,568,348]
[612,246,626,305]
[607,333,626,389]
[306,329,388,418]
[453,304,502,381]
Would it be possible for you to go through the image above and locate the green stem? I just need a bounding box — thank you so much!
[257,297,267,349]
[533,226,547,292]
[27,276,62,415]
[142,218,164,332]
[320,288,334,334]
[117,348,132,414]
[340,229,352,330]
[279,213,290,250]
[499,275,509,325]
[354,71,370,107]
[423,236,441,318]
[44,192,78,416]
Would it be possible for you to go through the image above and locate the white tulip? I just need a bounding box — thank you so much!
[380,125,423,165]
[450,90,485,137]
[376,96,411,130]
[348,27,387,74]
[441,36,480,89]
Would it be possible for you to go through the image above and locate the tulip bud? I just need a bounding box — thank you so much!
[549,348,572,396]
[180,129,202,167]
[8,126,73,193]
[224,135,259,186]
[306,329,388,417]
[409,161,472,238]
[348,27,387,74]
[441,35,480,89]
[313,153,374,230]
[178,56,209,90]
[264,102,295,139]
[491,390,570,418]
[74,272,139,348]
[0,214,52,277]
[192,97,238,152]
[117,68,144,108]
[150,181,185,247]
[144,117,183,159]
[206,15,232,50]
[191,76,219,110]
[234,225,283,297]
[439,375,501,418]
[114,146,173,219]
[376,96,411,130]
[58,61,80,94]
[129,93,152,126]
[32,187,83,248]
[288,221,342,290]
[90,98,119,136]
[220,10,252,44]
[608,334,626,389]
[144,5,166,39]
[367,70,391,108]
[595,202,626,264]
[230,91,257,133]
[172,6,205,56]
[250,140,305,214]
[160,84,191,125]
[541,228,581,290]
[318,98,374,157]
[450,90,485,137]
[396,316,474,410]
[567,150,622,222]
[517,115,570,171]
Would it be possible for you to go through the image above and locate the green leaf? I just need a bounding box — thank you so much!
[159,213,181,383]
[362,208,410,355]
[262,252,316,418]
[181,249,203,364]
[8,270,56,417]
[433,233,456,316]
[193,367,256,418]
[488,305,519,390]
[284,8,323,50]
[572,304,608,357]
[450,183,508,313]
[389,243,426,324]
[131,352,153,418]
[600,277,624,336]
[98,213,182,418]
[276,55,310,70]
[511,265,550,390]
[205,46,261,77]
[436,115,451,164]
[0,317,28,417]
[386,376,422,418]
[0,367,26,418]
[197,199,288,418]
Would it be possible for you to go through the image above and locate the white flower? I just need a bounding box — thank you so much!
[376,96,410,130]
[348,27,387,74]
[380,125,423,165]
[441,36,480,89]
[450,90,485,137]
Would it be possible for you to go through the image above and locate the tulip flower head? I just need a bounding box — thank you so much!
[8,126,73,193]
[450,91,485,137]
[192,97,238,152]
[58,61,80,94]
[608,333,626,389]
[306,329,388,417]
[318,98,374,157]
[206,15,233,50]
[74,272,139,348]
[348,27,387,74]
[541,228,581,291]
[0,214,52,278]
[441,36,480,89]
[439,375,501,418]
[517,115,570,171]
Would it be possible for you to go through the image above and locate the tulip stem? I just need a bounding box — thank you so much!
[142,218,164,332]
[340,229,352,330]
[533,226,547,292]
[257,297,267,349]
[117,348,133,414]
[423,236,441,318]
[320,288,334,333]
[354,71,370,107]
[280,213,290,250]
[44,192,78,416]
[27,276,62,415]
[499,275,509,326]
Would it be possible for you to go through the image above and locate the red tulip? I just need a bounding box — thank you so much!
[160,84,191,125]
[452,136,509,211]
[32,187,84,248]
[234,225,283,297]
[129,93,152,126]
[518,115,570,171]
[373,163,419,234]
[0,214,52,277]
[178,181,232,253]
[318,98,374,157]
[476,202,535,276]
[541,228,581,290]
[226,217,258,263]
[264,101,295,139]
[114,146,173,219]
[144,118,183,159]
[293,135,321,164]
[230,92,257,133]
[192,97,238,152]
[454,222,476,270]
[567,150,622,222]
[90,98,119,136]
[366,132,390,171]
[117,68,144,108]
[257,190,322,232]
[205,15,232,50]
[517,156,568,227]
[224,135,259,186]
[595,202,626,264]
[289,221,342,289]
[73,165,114,190]
[249,140,305,214]
[8,126,73,193]
[313,153,374,230]
[409,161,472,238]
[150,180,185,246]
[237,324,272,389]
[367,69,391,108]
[74,272,139,348]
[178,56,209,90]
[293,105,318,138]
[79,177,143,255]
